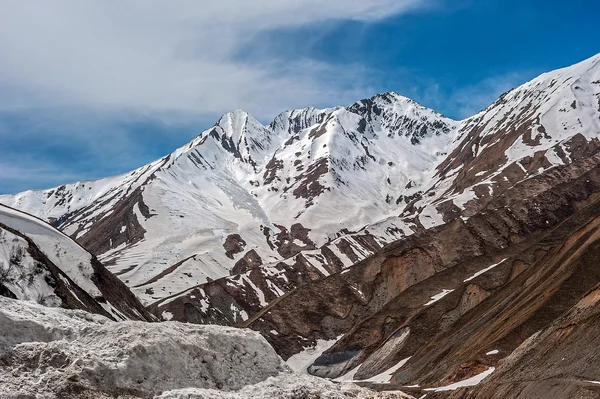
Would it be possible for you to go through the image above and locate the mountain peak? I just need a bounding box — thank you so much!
[201,109,275,166]
[214,109,252,135]
[370,91,414,103]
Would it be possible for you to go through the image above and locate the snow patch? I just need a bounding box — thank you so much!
[424,367,495,392]
[464,258,508,282]
[425,289,454,306]
[362,357,412,383]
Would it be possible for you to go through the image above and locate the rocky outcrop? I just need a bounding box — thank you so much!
[223,234,247,259]
[449,282,600,399]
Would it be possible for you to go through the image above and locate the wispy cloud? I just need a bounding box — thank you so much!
[0,1,432,119]
[0,1,538,194]
[0,1,438,193]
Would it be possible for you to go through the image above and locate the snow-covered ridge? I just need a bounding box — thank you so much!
[0,204,100,297]
[0,204,153,321]
[0,91,459,306]
[148,53,600,329]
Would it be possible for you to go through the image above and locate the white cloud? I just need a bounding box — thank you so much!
[0,0,431,119]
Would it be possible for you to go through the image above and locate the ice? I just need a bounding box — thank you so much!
[286,336,342,374]
[0,297,408,399]
[157,373,412,399]
[0,296,284,397]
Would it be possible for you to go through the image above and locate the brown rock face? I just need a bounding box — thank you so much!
[78,187,152,261]
[232,249,263,274]
[292,158,330,206]
[223,234,247,259]
[442,263,600,398]
[274,223,316,258]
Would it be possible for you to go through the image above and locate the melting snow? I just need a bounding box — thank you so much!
[425,289,454,306]
[363,357,412,383]
[335,357,412,384]
[333,364,362,383]
[464,258,508,282]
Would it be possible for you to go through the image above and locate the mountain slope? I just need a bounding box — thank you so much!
[0,204,154,321]
[452,281,600,399]
[159,53,600,393]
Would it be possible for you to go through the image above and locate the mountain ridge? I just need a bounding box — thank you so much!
[0,203,154,321]
[2,54,600,305]
[0,85,462,307]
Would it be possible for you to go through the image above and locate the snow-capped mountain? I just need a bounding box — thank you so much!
[0,204,154,321]
[147,53,600,326]
[0,92,458,307]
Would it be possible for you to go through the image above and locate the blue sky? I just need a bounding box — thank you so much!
[0,0,598,194]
